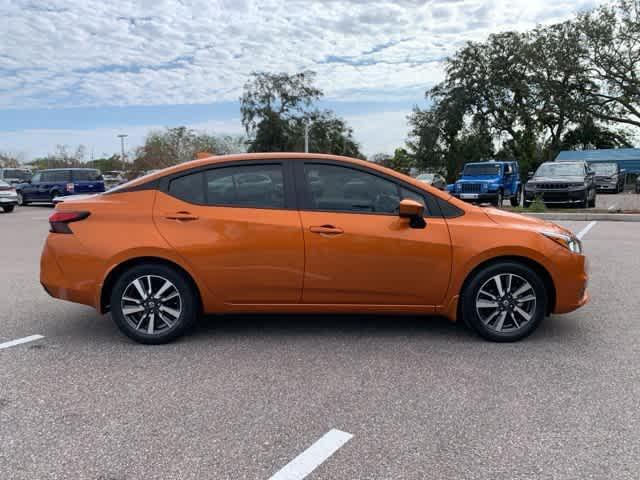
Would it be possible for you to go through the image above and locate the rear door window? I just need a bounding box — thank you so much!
[205,164,285,208]
[168,172,205,204]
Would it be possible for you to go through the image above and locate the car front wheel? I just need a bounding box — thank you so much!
[110,263,199,344]
[461,261,547,342]
[17,192,28,206]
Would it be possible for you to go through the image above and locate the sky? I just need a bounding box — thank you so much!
[0,0,599,160]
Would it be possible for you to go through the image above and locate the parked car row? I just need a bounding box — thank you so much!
[444,159,640,209]
[0,180,18,212]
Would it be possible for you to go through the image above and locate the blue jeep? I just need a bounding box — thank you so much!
[16,168,105,205]
[451,161,522,206]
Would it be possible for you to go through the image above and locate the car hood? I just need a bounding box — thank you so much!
[481,206,571,235]
[529,176,584,183]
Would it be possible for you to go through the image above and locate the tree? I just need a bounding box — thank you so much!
[560,116,633,150]
[133,127,245,172]
[240,71,362,156]
[28,145,86,170]
[0,152,22,168]
[85,154,123,172]
[579,0,640,128]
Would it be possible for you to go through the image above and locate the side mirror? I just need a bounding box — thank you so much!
[527,172,534,179]
[399,199,426,229]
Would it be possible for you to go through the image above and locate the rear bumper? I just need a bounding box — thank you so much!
[40,234,99,309]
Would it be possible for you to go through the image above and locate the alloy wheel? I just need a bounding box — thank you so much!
[120,275,182,335]
[17,192,23,206]
[475,273,537,333]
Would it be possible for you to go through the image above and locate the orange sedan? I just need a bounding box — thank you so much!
[40,153,588,344]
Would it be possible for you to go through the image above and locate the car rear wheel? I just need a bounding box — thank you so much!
[110,264,198,344]
[2,205,15,213]
[461,262,547,342]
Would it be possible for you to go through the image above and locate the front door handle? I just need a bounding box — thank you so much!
[309,225,344,235]
[164,212,199,221]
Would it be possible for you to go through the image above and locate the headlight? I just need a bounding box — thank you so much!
[455,183,461,192]
[541,231,583,254]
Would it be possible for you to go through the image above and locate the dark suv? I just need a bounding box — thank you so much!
[16,168,105,205]
[525,161,596,208]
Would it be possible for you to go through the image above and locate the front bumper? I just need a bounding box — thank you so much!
[452,192,499,202]
[550,250,589,314]
[525,189,586,204]
[0,196,18,205]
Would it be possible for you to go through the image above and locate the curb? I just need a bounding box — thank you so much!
[522,212,640,222]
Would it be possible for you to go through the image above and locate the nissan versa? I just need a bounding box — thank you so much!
[40,153,589,344]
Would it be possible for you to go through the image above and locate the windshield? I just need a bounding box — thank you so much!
[590,163,617,175]
[463,164,501,176]
[417,174,434,181]
[535,163,584,177]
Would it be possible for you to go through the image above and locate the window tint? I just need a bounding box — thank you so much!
[400,187,426,207]
[31,173,41,183]
[73,170,103,181]
[41,171,70,182]
[205,164,284,208]
[169,172,205,204]
[303,163,402,214]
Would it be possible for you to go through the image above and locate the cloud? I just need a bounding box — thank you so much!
[0,0,591,110]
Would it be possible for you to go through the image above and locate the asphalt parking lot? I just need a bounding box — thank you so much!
[1,205,640,480]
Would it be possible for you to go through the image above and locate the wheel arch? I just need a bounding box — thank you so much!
[99,256,203,314]
[458,255,556,317]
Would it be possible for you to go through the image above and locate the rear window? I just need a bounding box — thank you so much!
[73,170,103,181]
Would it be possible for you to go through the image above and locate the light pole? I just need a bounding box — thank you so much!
[117,134,128,168]
[304,122,310,153]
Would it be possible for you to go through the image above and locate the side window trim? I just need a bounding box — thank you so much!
[163,160,296,210]
[294,160,438,217]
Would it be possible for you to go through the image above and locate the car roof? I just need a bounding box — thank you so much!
[112,152,456,202]
[39,168,99,171]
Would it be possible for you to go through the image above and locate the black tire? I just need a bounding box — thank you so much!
[49,190,60,204]
[523,199,531,208]
[461,261,548,342]
[110,263,199,344]
[493,190,503,207]
[588,190,596,208]
[2,205,15,213]
[580,193,588,209]
[510,187,522,207]
[17,192,28,206]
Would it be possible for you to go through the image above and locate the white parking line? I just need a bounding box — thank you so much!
[268,429,353,480]
[577,221,597,240]
[0,334,45,350]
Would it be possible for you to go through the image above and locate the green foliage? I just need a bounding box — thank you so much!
[528,197,547,213]
[240,71,362,156]
[27,145,86,170]
[85,154,123,172]
[133,127,245,172]
[407,2,640,180]
[371,148,414,174]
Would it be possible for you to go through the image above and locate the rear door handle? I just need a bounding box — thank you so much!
[164,212,199,221]
[309,225,344,235]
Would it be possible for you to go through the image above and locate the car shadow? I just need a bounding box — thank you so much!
[193,313,471,342]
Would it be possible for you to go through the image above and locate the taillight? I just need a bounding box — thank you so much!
[49,211,90,234]
[66,183,75,193]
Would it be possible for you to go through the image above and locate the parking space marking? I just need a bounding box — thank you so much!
[577,221,597,240]
[0,334,45,350]
[268,429,353,480]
